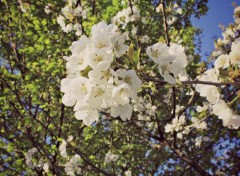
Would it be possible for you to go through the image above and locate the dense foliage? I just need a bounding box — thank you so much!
[0,0,239,175]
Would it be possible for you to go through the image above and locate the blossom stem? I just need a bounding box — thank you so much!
[228,94,240,106]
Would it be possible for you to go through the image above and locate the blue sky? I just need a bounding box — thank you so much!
[192,0,238,59]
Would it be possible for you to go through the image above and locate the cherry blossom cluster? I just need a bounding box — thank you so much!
[57,0,86,35]
[25,148,49,173]
[168,3,183,25]
[196,68,240,129]
[25,147,38,168]
[196,103,209,113]
[195,6,240,129]
[112,5,140,29]
[131,97,159,129]
[59,135,73,159]
[18,0,30,13]
[133,97,157,118]
[146,42,188,84]
[112,4,148,42]
[234,6,240,24]
[156,3,182,25]
[165,115,186,134]
[214,40,240,75]
[164,113,209,147]
[195,136,210,147]
[164,104,208,140]
[58,136,83,176]
[61,21,142,126]
[104,151,119,163]
[212,99,240,129]
[64,154,82,176]
[213,6,240,57]
[196,69,220,103]
[125,170,132,176]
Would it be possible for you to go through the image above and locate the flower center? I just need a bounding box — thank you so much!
[95,55,103,62]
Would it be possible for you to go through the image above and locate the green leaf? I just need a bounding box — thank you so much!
[24,117,32,126]
[45,38,51,45]
[42,19,47,26]
[133,48,141,64]
[127,43,134,60]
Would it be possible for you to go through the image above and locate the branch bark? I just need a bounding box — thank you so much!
[143,76,239,87]
[160,0,170,46]
[164,141,212,176]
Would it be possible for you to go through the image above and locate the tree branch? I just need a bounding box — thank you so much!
[143,76,239,87]
[160,0,170,46]
[164,140,212,176]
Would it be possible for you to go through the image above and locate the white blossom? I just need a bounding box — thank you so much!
[132,98,146,112]
[196,104,208,112]
[86,48,113,69]
[111,104,133,121]
[125,170,132,176]
[112,83,132,105]
[140,35,150,43]
[167,16,177,25]
[146,42,187,84]
[177,133,183,139]
[214,54,230,75]
[65,154,81,176]
[112,6,140,29]
[229,41,240,65]
[69,35,91,54]
[199,121,207,130]
[112,34,128,57]
[195,137,202,147]
[234,6,240,23]
[165,116,186,133]
[25,148,38,168]
[195,69,220,104]
[116,69,142,98]
[105,151,119,163]
[146,42,170,65]
[57,15,66,30]
[43,162,49,173]
[87,85,112,109]
[224,115,240,129]
[88,64,116,85]
[67,135,74,142]
[61,76,92,107]
[57,3,85,35]
[59,140,67,158]
[44,4,51,14]
[60,21,142,126]
[173,3,182,14]
[75,109,99,126]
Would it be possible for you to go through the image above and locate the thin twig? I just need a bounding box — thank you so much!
[160,0,170,46]
[143,76,238,87]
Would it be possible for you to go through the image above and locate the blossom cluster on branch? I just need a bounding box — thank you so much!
[61,21,142,126]
[57,0,86,35]
[195,6,240,129]
[146,42,188,84]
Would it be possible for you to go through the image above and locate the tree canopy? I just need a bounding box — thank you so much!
[0,0,240,175]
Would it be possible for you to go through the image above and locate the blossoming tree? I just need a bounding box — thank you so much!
[0,0,240,175]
